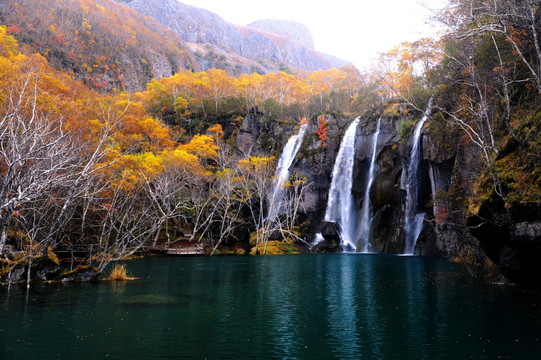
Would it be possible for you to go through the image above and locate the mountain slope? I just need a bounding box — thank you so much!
[0,0,201,91]
[123,0,343,73]
[0,0,352,91]
[247,19,315,50]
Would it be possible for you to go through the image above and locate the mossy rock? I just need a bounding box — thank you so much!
[59,265,100,282]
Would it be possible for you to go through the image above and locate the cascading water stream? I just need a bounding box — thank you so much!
[429,163,450,222]
[358,118,381,253]
[310,233,325,249]
[324,118,360,252]
[267,123,308,222]
[403,99,433,255]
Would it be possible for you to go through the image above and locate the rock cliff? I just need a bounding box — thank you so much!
[247,20,315,50]
[262,107,539,285]
[123,0,347,74]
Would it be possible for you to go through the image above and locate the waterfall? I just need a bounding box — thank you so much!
[429,162,451,224]
[324,118,360,252]
[403,99,433,255]
[267,123,308,221]
[310,233,325,249]
[358,118,381,253]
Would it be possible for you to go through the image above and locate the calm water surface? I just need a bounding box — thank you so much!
[1,254,541,359]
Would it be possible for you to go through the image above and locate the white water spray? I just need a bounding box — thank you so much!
[358,118,381,253]
[267,123,308,221]
[310,232,325,249]
[403,99,433,255]
[324,118,360,252]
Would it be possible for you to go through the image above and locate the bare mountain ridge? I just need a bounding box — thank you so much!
[123,0,350,73]
[247,19,315,50]
[247,19,352,69]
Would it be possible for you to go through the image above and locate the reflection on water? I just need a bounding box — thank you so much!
[1,255,541,359]
[325,255,360,357]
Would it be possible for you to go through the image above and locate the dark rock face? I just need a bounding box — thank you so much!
[235,114,292,155]
[470,199,541,286]
[34,258,60,281]
[236,115,261,154]
[59,268,100,282]
[235,108,538,286]
[359,118,405,253]
[292,115,353,237]
[512,222,541,242]
[1,259,101,284]
[1,257,60,284]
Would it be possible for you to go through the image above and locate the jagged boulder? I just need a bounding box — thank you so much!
[313,222,342,253]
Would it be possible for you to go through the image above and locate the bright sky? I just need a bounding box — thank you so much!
[178,0,448,70]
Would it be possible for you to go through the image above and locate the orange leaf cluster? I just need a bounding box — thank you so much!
[315,115,328,148]
[435,205,450,222]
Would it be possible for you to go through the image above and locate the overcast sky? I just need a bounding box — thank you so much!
[178,0,448,70]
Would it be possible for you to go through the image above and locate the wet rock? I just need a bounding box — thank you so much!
[34,258,60,281]
[59,267,100,282]
[511,222,541,242]
[320,221,340,241]
[3,265,25,284]
[292,115,350,233]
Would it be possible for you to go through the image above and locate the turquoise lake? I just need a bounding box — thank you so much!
[1,254,541,359]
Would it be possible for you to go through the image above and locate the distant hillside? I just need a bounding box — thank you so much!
[247,19,315,50]
[0,0,200,91]
[123,0,348,73]
[247,19,352,69]
[0,0,352,91]
[320,52,353,69]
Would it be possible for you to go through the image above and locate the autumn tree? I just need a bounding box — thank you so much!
[376,38,442,110]
[236,155,310,254]
[437,0,541,94]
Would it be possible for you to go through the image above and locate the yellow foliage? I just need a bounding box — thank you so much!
[95,3,106,14]
[207,124,224,140]
[135,117,174,151]
[160,148,211,178]
[216,168,235,179]
[130,152,162,175]
[174,96,188,110]
[238,156,275,171]
[0,25,19,56]
[181,134,218,159]
[249,240,300,255]
[82,18,92,30]
[108,152,163,191]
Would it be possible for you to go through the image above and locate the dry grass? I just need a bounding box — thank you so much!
[103,264,137,281]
